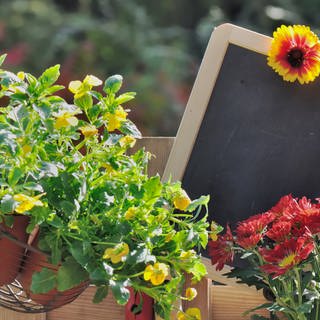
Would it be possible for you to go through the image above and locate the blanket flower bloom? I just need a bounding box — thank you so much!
[268,25,320,84]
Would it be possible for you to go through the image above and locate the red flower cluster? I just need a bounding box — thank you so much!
[209,195,320,277]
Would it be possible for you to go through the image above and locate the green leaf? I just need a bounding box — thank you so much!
[115,92,136,105]
[121,120,142,138]
[242,302,273,316]
[3,215,14,227]
[104,75,123,94]
[143,176,162,204]
[70,241,94,267]
[31,268,57,294]
[1,194,16,214]
[75,93,93,110]
[110,279,130,305]
[39,65,60,88]
[44,85,65,95]
[93,286,109,304]
[39,162,59,178]
[57,257,88,291]
[23,182,44,192]
[186,195,210,212]
[8,167,23,186]
[0,54,7,66]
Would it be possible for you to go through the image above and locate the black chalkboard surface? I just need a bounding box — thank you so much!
[183,43,320,229]
[163,24,320,258]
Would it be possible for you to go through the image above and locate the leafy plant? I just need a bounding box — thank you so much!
[0,54,209,319]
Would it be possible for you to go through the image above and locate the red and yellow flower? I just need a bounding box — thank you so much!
[259,236,314,278]
[268,25,320,84]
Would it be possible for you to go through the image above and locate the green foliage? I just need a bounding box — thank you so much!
[0,60,210,318]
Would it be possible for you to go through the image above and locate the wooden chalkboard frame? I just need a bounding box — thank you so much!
[163,23,271,182]
[163,24,272,281]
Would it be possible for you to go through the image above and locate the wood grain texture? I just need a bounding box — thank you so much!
[211,286,269,319]
[182,275,211,320]
[0,308,45,320]
[47,286,124,320]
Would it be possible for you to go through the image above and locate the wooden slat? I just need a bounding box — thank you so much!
[132,137,175,176]
[182,276,211,320]
[211,286,269,320]
[0,307,45,320]
[47,287,124,320]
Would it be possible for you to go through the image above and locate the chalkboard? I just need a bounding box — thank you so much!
[163,24,320,268]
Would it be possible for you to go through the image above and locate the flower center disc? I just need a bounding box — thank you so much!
[287,48,304,68]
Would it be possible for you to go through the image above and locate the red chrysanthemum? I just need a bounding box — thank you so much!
[236,212,274,249]
[208,225,234,271]
[268,25,320,84]
[266,220,292,243]
[259,235,314,278]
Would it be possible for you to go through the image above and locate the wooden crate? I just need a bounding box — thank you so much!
[0,137,269,319]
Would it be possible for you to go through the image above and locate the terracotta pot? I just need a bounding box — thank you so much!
[0,215,30,286]
[19,249,89,309]
[125,288,154,320]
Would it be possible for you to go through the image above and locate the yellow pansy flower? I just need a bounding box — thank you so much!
[119,136,136,148]
[13,193,44,213]
[104,106,127,132]
[54,110,81,129]
[185,288,197,301]
[103,243,129,264]
[69,75,102,99]
[180,250,196,261]
[143,262,169,286]
[124,207,137,220]
[177,308,201,320]
[80,125,98,138]
[173,190,191,211]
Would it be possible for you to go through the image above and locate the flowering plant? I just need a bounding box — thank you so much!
[0,54,209,319]
[267,25,320,84]
[209,194,320,320]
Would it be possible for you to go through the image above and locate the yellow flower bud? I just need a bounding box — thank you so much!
[173,190,191,211]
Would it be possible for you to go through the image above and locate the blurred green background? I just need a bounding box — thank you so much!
[0,0,316,135]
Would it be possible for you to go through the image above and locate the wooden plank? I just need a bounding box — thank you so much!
[211,286,269,320]
[47,286,124,320]
[0,307,45,320]
[182,275,211,320]
[132,137,174,176]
